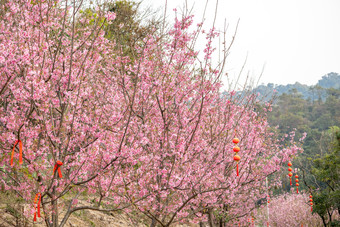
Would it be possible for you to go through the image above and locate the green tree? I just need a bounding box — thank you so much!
[78,0,161,60]
[104,0,161,58]
[309,127,340,227]
[318,72,340,89]
[268,88,340,196]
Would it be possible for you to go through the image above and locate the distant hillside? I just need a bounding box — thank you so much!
[254,72,340,101]
[317,72,340,88]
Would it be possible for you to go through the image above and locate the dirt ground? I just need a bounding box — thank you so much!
[0,203,199,227]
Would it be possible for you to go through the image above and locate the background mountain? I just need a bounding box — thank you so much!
[254,72,340,102]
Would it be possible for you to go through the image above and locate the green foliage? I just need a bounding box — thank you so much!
[76,0,161,62]
[310,127,340,226]
[268,91,310,139]
[103,0,161,59]
[268,88,340,197]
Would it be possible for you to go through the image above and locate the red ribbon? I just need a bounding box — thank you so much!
[53,161,63,178]
[10,140,23,166]
[297,187,299,194]
[311,206,313,212]
[33,193,41,222]
[290,177,292,186]
[236,163,239,176]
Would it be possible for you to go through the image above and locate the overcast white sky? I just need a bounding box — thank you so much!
[141,0,340,87]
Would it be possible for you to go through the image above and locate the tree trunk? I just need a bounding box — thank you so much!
[208,209,215,227]
[321,215,327,227]
[52,186,58,227]
[151,217,157,227]
[327,209,332,226]
[219,218,223,227]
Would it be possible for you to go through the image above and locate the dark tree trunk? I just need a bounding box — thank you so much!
[208,209,215,227]
[150,218,157,227]
[321,215,327,227]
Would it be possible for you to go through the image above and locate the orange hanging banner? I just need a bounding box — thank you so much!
[53,161,63,178]
[33,193,41,222]
[10,140,23,166]
[37,193,41,217]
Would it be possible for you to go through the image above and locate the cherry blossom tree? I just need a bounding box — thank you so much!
[0,0,305,226]
[257,192,323,227]
[0,0,134,226]
[100,9,305,227]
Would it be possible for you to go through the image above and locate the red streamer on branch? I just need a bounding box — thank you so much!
[297,187,299,194]
[311,207,313,212]
[10,140,23,166]
[37,194,41,217]
[53,161,63,178]
[290,178,292,186]
[33,193,41,222]
[236,163,239,176]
